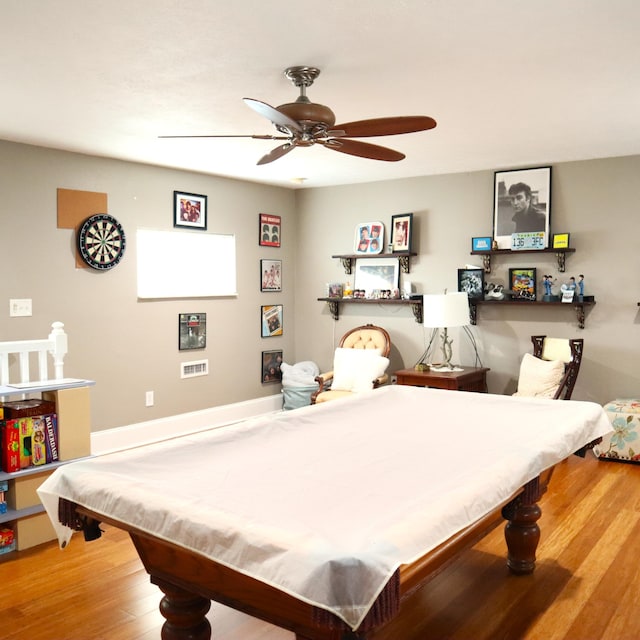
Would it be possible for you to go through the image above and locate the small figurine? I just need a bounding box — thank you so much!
[543,275,553,297]
[578,274,584,298]
[491,239,499,250]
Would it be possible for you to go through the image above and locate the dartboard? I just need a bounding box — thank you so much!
[78,214,126,270]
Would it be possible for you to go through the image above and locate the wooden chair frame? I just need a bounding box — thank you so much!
[531,335,583,400]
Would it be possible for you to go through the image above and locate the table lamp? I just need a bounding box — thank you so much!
[422,291,470,371]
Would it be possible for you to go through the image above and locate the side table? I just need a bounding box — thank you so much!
[394,366,490,393]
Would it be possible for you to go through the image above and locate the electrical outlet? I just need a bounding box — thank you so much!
[9,299,32,317]
[145,391,154,407]
[391,375,398,384]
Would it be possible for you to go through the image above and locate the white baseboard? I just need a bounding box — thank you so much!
[91,394,283,455]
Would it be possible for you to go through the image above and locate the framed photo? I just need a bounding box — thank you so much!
[326,283,343,298]
[354,222,384,254]
[391,213,413,253]
[457,268,485,300]
[174,191,207,230]
[354,257,399,297]
[259,213,281,247]
[178,313,206,350]
[471,236,492,252]
[260,259,282,292]
[261,304,283,337]
[553,233,570,249]
[509,268,537,301]
[493,167,551,249]
[262,350,283,384]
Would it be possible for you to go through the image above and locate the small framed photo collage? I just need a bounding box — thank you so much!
[259,213,283,384]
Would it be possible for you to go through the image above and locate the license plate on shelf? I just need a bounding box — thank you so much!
[511,232,546,250]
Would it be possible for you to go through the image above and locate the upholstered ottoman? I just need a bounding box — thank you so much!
[593,399,640,464]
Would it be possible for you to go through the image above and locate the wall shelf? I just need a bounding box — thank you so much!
[470,247,576,274]
[332,252,417,275]
[470,299,596,329]
[317,297,423,323]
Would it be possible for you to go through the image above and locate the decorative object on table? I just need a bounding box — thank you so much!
[261,350,283,384]
[326,283,343,298]
[173,191,207,230]
[178,313,206,350]
[261,305,283,337]
[472,236,492,252]
[509,268,537,301]
[422,291,470,371]
[561,277,577,303]
[493,166,551,249]
[354,222,384,254]
[259,213,281,247]
[457,268,485,300]
[77,214,126,270]
[390,213,413,253]
[353,257,399,297]
[260,259,282,292]
[553,232,570,249]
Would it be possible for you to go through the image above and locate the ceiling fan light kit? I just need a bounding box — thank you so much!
[161,65,437,165]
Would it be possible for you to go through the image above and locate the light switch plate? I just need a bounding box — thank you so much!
[9,299,32,317]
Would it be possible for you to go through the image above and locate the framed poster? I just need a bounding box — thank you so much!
[493,166,551,249]
[259,213,281,247]
[354,222,384,254]
[457,268,485,300]
[391,213,413,253]
[353,258,399,296]
[260,259,282,292]
[553,233,570,249]
[509,268,537,301]
[262,350,283,384]
[178,313,206,350]
[261,304,283,337]
[174,191,207,230]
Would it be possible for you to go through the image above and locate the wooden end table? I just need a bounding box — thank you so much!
[394,366,490,393]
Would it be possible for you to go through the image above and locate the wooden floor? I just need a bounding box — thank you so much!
[1,453,639,639]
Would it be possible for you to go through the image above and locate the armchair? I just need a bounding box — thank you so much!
[311,324,391,404]
[513,335,583,400]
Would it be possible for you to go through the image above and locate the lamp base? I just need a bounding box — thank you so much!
[430,363,464,372]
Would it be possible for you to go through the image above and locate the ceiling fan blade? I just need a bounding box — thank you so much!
[323,139,405,162]
[331,116,437,138]
[243,98,302,133]
[257,142,297,165]
[158,134,290,140]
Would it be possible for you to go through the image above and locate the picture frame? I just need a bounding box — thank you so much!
[354,222,384,254]
[391,213,413,253]
[261,350,283,384]
[259,213,281,247]
[174,191,207,230]
[354,257,399,297]
[326,283,343,298]
[261,304,283,337]
[457,268,485,300]
[553,233,570,249]
[260,259,282,292]
[509,268,537,301]
[471,236,492,252]
[178,313,206,350]
[493,167,551,249]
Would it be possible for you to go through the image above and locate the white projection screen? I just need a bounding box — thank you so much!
[137,229,237,299]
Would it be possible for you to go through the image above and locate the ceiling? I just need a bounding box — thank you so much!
[2,1,639,189]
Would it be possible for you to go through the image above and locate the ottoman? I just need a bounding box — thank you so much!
[593,399,640,463]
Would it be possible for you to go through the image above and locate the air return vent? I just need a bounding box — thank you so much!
[180,359,209,379]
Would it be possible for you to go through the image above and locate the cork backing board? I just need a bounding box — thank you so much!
[57,188,108,268]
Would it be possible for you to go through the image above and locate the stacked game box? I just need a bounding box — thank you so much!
[0,526,15,555]
[0,399,57,472]
[0,479,7,515]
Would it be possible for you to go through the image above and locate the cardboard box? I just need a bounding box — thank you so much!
[43,414,59,463]
[19,417,33,469]
[1,399,56,419]
[1,419,20,472]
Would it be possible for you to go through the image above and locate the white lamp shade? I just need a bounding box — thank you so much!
[423,292,470,328]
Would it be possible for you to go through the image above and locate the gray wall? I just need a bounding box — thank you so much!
[0,141,296,430]
[2,140,639,432]
[294,156,640,404]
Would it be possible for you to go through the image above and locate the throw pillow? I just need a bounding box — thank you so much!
[331,348,389,392]
[513,353,565,398]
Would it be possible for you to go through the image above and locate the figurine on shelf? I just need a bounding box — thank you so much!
[542,275,559,301]
[578,274,584,300]
[561,277,577,303]
[491,239,499,250]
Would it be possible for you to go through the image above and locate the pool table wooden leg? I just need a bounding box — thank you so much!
[501,477,542,575]
[154,577,212,640]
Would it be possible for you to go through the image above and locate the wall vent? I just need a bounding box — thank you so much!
[180,359,209,379]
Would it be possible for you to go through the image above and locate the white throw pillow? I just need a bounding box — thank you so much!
[513,353,565,398]
[331,348,389,392]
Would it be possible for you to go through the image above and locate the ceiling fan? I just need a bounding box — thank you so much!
[159,66,437,165]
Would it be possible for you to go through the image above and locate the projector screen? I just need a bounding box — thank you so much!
[137,229,237,299]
